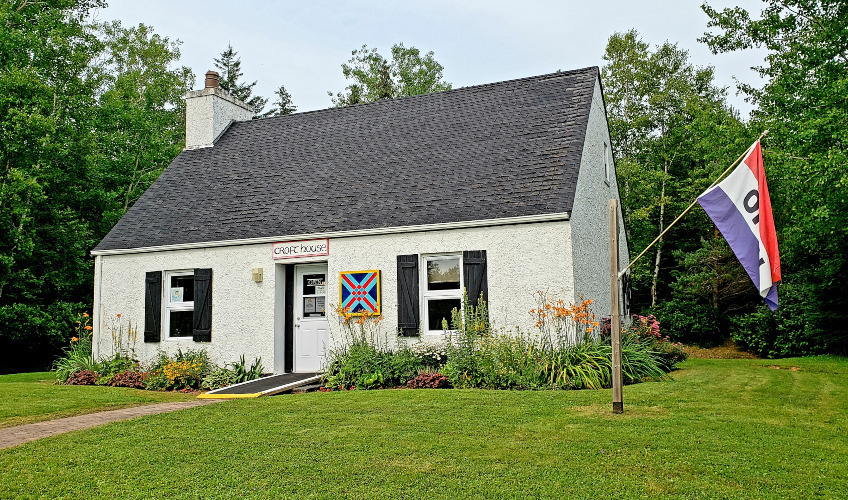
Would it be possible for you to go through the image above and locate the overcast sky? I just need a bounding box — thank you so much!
[94,1,768,117]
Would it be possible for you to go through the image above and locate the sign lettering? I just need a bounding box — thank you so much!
[271,239,330,259]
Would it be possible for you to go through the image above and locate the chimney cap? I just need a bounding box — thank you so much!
[205,71,220,89]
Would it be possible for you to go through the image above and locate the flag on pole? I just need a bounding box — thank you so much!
[697,141,781,310]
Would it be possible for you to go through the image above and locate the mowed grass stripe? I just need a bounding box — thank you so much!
[1,357,846,499]
[0,372,196,429]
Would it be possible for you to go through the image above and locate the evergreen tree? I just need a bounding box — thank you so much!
[213,43,268,117]
[269,85,297,116]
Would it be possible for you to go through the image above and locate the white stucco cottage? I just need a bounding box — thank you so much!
[90,67,629,374]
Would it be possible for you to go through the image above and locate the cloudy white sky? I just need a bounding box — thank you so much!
[94,1,769,116]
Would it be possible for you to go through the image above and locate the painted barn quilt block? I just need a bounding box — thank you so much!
[339,270,381,315]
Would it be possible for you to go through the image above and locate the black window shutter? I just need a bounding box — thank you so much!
[193,268,213,342]
[144,271,162,343]
[463,250,489,308]
[397,254,420,337]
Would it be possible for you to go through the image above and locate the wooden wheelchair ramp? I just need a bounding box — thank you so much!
[198,372,322,399]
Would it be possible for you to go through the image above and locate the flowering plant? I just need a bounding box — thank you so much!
[530,291,599,348]
[408,341,449,367]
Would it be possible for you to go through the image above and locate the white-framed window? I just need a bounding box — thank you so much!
[421,253,463,334]
[163,270,195,339]
[604,141,611,185]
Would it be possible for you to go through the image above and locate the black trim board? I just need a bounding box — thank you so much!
[284,264,294,373]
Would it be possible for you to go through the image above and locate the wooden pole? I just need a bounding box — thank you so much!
[610,199,623,414]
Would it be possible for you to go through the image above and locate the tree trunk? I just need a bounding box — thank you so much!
[650,165,668,307]
[712,227,720,310]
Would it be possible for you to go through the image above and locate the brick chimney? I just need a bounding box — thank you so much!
[184,70,253,150]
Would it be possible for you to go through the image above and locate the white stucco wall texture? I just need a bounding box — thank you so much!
[570,79,631,322]
[94,221,575,372]
[184,87,253,150]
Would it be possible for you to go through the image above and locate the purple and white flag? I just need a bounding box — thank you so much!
[697,141,781,310]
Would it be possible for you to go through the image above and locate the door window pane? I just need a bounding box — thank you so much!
[303,274,326,296]
[303,297,327,318]
[427,299,461,331]
[169,310,194,337]
[427,258,460,291]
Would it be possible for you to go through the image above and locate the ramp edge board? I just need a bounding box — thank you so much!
[197,392,261,399]
[259,375,324,397]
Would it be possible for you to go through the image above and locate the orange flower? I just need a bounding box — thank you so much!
[71,337,78,342]
[82,313,89,318]
[84,325,93,331]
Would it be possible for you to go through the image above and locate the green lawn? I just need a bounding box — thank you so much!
[1,357,846,499]
[0,372,195,428]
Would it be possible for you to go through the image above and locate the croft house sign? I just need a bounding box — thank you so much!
[271,239,329,259]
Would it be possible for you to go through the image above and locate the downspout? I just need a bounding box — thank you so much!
[92,255,103,361]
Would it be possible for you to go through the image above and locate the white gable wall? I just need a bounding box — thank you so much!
[569,78,630,321]
[93,220,574,371]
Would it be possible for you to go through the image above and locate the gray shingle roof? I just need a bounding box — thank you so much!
[94,67,598,251]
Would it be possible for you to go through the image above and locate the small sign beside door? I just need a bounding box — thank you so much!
[272,239,329,259]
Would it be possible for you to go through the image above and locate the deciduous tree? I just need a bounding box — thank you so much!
[602,30,750,315]
[701,0,848,354]
[329,43,451,106]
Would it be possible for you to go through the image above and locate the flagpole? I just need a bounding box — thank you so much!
[618,130,769,278]
[609,199,623,414]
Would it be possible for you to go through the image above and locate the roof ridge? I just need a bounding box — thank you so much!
[247,66,599,124]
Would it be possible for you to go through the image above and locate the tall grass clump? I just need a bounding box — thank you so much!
[53,313,98,383]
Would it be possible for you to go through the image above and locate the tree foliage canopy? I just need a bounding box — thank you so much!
[602,30,751,333]
[699,0,848,354]
[0,0,194,372]
[329,43,451,106]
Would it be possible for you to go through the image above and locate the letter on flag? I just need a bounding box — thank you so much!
[697,141,781,310]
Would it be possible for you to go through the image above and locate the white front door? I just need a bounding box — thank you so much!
[294,264,329,372]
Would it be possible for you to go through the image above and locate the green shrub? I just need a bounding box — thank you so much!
[1,302,85,374]
[201,355,264,390]
[323,309,424,389]
[323,339,423,389]
[324,293,681,392]
[441,294,674,391]
[619,334,668,383]
[441,292,489,388]
[624,314,688,371]
[201,366,238,391]
[648,300,724,347]
[231,355,264,383]
[729,282,838,358]
[95,355,138,385]
[145,349,212,391]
